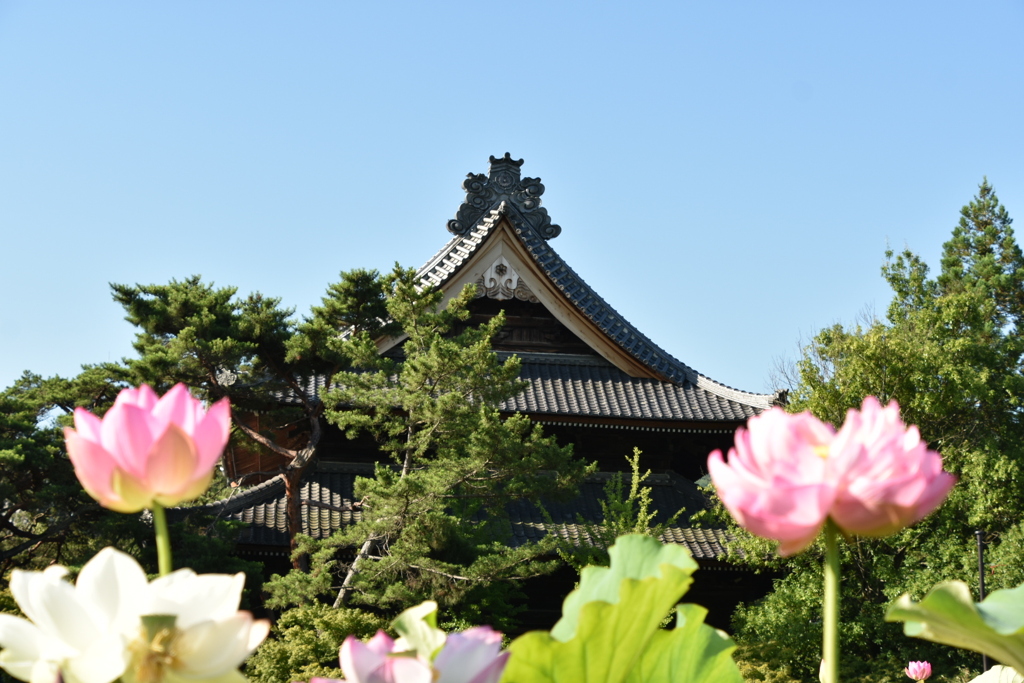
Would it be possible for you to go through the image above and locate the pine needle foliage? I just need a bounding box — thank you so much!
[244,604,386,683]
[551,448,683,574]
[264,266,592,628]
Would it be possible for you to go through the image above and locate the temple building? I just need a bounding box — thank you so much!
[198,154,782,628]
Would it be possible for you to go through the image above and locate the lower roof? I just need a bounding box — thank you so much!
[184,461,734,561]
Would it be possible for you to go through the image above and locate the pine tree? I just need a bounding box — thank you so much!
[110,271,389,567]
[263,267,591,629]
[550,449,682,574]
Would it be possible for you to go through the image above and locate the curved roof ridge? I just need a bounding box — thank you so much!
[416,217,496,287]
[692,373,777,409]
[193,473,286,516]
[424,201,776,411]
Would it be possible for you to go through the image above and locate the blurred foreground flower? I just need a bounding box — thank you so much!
[312,603,508,683]
[432,627,507,683]
[707,408,837,555]
[323,632,432,683]
[0,548,137,683]
[0,548,268,683]
[708,396,954,683]
[830,398,955,537]
[906,660,932,681]
[708,396,954,554]
[64,383,230,513]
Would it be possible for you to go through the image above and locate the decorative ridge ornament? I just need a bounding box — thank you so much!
[447,153,561,240]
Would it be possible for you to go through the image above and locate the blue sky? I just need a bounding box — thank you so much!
[2,2,1022,395]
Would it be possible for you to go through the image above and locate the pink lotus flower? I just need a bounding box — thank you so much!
[905,660,932,680]
[831,398,956,537]
[64,384,230,513]
[311,632,433,683]
[707,408,839,555]
[340,631,433,683]
[708,397,954,555]
[312,625,509,683]
[433,627,509,683]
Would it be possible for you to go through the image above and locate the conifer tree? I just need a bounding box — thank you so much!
[550,449,682,574]
[263,267,591,629]
[110,271,388,567]
[0,384,105,576]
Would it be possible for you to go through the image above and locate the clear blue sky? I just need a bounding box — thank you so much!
[2,2,1022,395]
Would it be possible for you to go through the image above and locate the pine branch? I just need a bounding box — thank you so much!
[235,421,299,459]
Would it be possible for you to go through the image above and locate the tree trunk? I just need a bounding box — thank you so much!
[237,414,322,572]
[334,536,375,608]
[284,466,309,572]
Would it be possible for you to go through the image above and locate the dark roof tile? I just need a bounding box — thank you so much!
[416,198,779,413]
[277,355,760,423]
[500,354,759,422]
[186,463,732,560]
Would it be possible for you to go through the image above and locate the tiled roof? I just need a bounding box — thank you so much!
[274,353,758,423]
[504,353,760,422]
[417,198,779,413]
[187,462,732,560]
[506,470,730,560]
[271,158,779,422]
[190,462,371,546]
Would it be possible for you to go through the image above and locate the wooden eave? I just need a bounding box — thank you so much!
[379,217,669,381]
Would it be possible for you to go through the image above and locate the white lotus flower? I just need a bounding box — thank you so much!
[0,547,144,683]
[0,548,269,683]
[122,566,270,683]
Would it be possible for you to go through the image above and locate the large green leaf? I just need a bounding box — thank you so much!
[501,535,741,683]
[552,534,696,642]
[886,581,1024,673]
[626,604,742,682]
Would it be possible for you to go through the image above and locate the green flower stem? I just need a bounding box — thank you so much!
[822,519,841,683]
[152,502,173,577]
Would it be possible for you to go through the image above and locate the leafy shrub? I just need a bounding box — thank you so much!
[245,604,387,683]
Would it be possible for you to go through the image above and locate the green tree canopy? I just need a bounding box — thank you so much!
[725,180,1024,683]
[109,271,391,566]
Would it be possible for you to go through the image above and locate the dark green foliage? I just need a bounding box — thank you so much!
[938,179,1024,331]
[109,271,395,561]
[109,269,396,453]
[111,276,295,409]
[552,448,683,574]
[244,604,387,683]
[0,373,146,584]
[1,369,262,614]
[8,364,131,419]
[287,268,398,369]
[727,180,1024,682]
[264,266,592,628]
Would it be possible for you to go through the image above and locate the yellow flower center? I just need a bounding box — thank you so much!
[128,615,182,683]
[814,445,830,459]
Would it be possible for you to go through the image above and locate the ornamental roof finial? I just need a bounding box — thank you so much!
[447,154,560,240]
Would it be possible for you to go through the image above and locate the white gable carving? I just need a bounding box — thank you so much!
[474,256,539,303]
